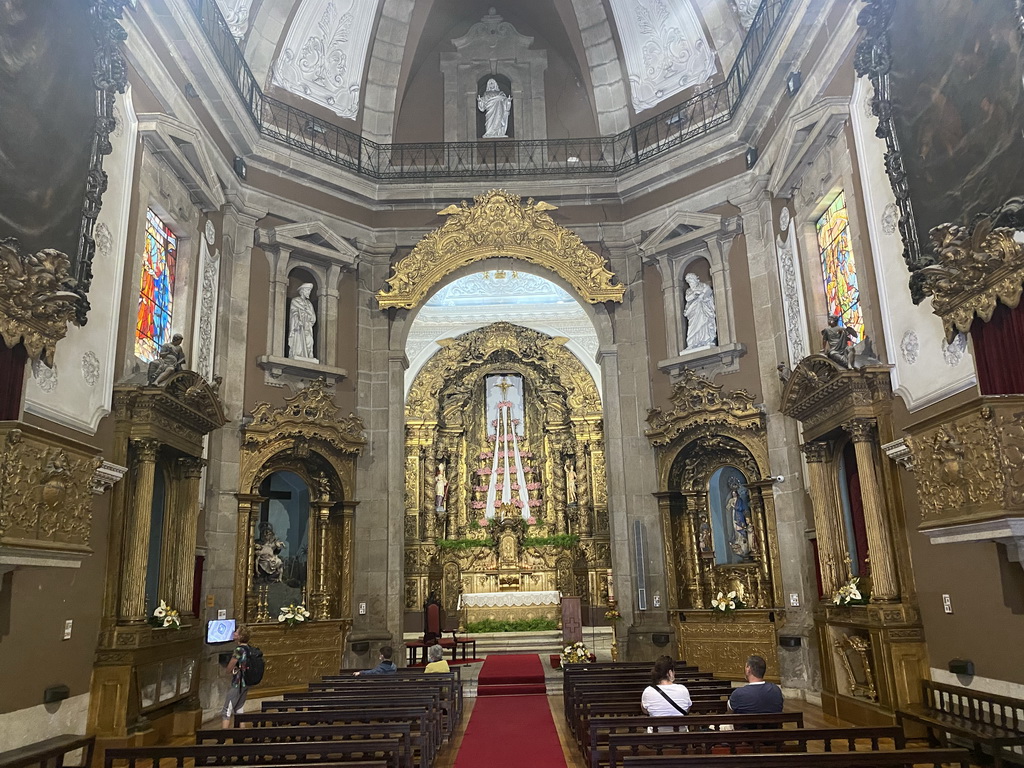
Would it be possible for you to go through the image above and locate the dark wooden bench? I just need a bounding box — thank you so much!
[259,700,444,747]
[898,680,1024,767]
[274,689,452,739]
[105,742,404,768]
[0,736,95,768]
[313,672,463,724]
[196,726,416,768]
[620,748,972,767]
[578,699,731,749]
[606,726,904,768]
[588,713,805,768]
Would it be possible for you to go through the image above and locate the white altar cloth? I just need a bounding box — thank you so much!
[458,590,561,609]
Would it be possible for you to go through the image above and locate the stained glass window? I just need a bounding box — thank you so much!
[135,208,177,361]
[815,191,864,340]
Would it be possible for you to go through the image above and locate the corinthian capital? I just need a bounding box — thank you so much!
[130,438,161,463]
[801,441,830,463]
[843,418,877,443]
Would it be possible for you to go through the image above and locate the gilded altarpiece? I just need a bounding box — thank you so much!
[403,322,610,626]
[89,371,225,746]
[647,371,783,680]
[236,380,364,693]
[781,355,928,726]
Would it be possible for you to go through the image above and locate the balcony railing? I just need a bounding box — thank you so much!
[185,0,791,181]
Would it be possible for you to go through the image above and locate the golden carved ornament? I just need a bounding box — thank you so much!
[0,423,101,551]
[921,214,1024,343]
[646,369,762,447]
[406,322,601,421]
[242,379,365,498]
[905,396,1024,529]
[0,240,79,365]
[780,356,892,437]
[375,190,624,309]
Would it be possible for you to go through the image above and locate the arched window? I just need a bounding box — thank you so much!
[815,191,864,339]
[135,208,177,361]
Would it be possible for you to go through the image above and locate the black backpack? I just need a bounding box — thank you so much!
[241,646,265,686]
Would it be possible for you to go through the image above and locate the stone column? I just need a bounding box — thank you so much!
[312,501,333,619]
[657,255,686,356]
[802,441,846,597]
[340,501,357,619]
[653,493,678,608]
[267,245,291,357]
[322,264,343,367]
[844,418,899,601]
[172,457,206,616]
[120,438,160,622]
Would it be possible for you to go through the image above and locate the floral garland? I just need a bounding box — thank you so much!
[150,600,181,629]
[278,603,311,627]
[561,641,592,665]
[604,607,622,622]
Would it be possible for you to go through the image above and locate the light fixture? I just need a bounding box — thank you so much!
[304,119,326,136]
[786,70,802,98]
[745,146,759,170]
[567,155,580,164]
[233,156,247,180]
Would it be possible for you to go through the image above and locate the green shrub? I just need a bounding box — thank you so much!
[438,538,494,550]
[523,534,579,548]
[465,617,559,633]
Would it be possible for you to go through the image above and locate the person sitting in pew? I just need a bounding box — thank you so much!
[354,645,397,676]
[641,656,692,718]
[424,644,450,673]
[728,654,783,714]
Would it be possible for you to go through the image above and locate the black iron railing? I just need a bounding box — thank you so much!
[184,0,791,180]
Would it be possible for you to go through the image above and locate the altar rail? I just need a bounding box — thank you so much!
[184,0,792,181]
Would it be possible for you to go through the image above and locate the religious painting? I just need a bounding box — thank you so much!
[0,0,128,318]
[708,465,753,566]
[861,0,1024,277]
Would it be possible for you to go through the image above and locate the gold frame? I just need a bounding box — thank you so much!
[375,190,624,309]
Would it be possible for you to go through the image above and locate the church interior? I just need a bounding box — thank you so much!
[2,0,1024,765]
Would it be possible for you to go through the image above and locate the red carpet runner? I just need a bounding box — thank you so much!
[455,654,566,768]
[476,653,547,696]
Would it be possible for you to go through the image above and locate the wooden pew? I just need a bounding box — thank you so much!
[577,698,730,748]
[196,726,416,768]
[897,680,1024,768]
[312,673,463,725]
[260,699,444,748]
[605,725,904,768]
[620,748,972,767]
[274,690,452,739]
[104,741,404,768]
[233,709,438,767]
[0,736,94,768]
[587,713,805,768]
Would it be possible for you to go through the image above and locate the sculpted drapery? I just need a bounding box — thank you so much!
[287,282,317,361]
[477,78,512,138]
[683,273,717,349]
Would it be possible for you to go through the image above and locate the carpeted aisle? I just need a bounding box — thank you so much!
[476,653,547,696]
[455,654,566,768]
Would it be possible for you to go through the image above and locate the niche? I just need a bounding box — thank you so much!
[476,74,514,139]
[286,268,319,362]
[708,465,754,566]
[256,470,310,618]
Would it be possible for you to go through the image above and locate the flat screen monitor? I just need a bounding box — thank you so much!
[206,618,236,644]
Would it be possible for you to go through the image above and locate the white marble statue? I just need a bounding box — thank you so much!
[287,282,318,362]
[683,273,717,350]
[477,78,512,138]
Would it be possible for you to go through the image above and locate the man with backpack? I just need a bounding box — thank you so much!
[222,624,262,727]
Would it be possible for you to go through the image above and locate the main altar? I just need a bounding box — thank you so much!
[402,321,612,629]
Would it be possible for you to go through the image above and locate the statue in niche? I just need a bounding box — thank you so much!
[478,78,512,138]
[255,521,286,583]
[147,333,186,385]
[287,283,318,362]
[435,460,448,511]
[821,314,858,368]
[698,514,713,555]
[726,478,752,560]
[683,273,717,350]
[565,459,578,505]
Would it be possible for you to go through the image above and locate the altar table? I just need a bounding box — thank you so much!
[457,590,562,623]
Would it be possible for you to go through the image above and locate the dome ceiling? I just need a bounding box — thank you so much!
[222,0,751,143]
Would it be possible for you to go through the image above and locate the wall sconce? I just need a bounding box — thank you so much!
[786,71,802,98]
[948,658,974,676]
[233,156,247,180]
[745,146,759,170]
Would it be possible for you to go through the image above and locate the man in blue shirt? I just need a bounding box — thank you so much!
[728,654,784,714]
[354,645,397,676]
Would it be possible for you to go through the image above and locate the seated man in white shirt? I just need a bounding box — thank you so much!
[728,654,784,714]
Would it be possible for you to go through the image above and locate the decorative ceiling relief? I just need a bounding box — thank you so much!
[608,0,716,113]
[215,0,255,39]
[272,0,380,120]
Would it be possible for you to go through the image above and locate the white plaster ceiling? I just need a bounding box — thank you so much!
[404,271,601,397]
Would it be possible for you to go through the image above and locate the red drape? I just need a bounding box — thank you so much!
[0,341,28,420]
[971,301,1024,395]
[843,442,870,580]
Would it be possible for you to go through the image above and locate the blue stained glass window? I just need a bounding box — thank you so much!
[815,191,864,340]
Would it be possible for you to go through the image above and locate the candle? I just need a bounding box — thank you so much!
[606,568,615,602]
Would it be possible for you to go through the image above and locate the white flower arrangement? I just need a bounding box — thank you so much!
[560,641,591,665]
[278,603,311,627]
[710,590,743,613]
[833,576,867,606]
[150,600,181,629]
